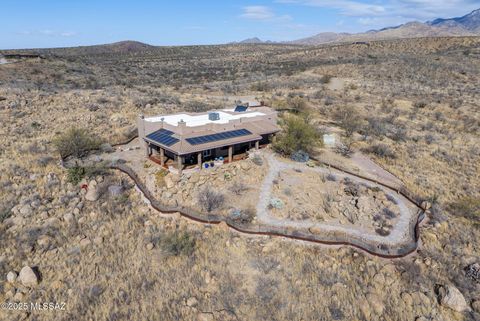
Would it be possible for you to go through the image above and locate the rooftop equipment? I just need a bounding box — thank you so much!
[208,112,220,121]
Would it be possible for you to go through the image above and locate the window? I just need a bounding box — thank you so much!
[202,149,212,157]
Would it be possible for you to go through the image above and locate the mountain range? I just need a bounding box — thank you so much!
[239,8,480,45]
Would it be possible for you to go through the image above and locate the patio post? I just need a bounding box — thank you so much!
[228,146,233,163]
[197,152,202,170]
[160,148,165,166]
[255,140,260,150]
[177,155,183,175]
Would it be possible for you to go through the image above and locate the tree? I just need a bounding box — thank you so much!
[273,114,321,155]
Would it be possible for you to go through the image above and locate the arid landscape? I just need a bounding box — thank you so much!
[0,32,479,321]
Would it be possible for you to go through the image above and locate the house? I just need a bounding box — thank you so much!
[138,106,279,174]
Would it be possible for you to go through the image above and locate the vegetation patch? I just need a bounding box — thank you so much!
[162,231,196,257]
[54,127,101,159]
[273,114,321,156]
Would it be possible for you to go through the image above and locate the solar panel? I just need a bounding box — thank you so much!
[234,105,248,112]
[146,129,179,147]
[186,129,252,146]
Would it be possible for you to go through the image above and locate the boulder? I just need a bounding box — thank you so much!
[100,143,114,153]
[437,284,470,312]
[6,271,17,283]
[18,266,39,287]
[240,161,251,171]
[164,175,175,189]
[108,185,123,197]
[197,313,213,321]
[85,180,101,201]
[186,297,198,307]
[19,205,32,216]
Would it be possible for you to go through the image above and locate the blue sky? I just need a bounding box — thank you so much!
[1,1,479,49]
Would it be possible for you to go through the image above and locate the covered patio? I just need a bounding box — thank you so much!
[145,139,266,175]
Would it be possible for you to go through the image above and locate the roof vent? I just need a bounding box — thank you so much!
[208,112,220,121]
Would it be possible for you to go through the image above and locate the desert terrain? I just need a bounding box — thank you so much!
[0,37,479,320]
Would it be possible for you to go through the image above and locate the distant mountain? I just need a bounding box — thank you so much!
[239,37,265,44]
[290,8,480,45]
[87,40,154,53]
[232,37,275,44]
[428,8,480,32]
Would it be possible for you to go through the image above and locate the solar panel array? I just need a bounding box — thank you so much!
[186,129,252,145]
[146,129,179,147]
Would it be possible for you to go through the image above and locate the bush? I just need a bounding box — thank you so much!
[162,231,196,256]
[365,144,396,159]
[448,197,480,222]
[251,154,263,166]
[229,182,249,195]
[230,207,255,224]
[413,101,427,109]
[54,127,101,158]
[287,96,307,113]
[197,188,225,212]
[334,106,363,137]
[0,207,12,223]
[67,164,108,185]
[67,166,87,185]
[273,114,321,155]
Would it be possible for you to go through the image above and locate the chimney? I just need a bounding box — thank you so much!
[177,119,187,134]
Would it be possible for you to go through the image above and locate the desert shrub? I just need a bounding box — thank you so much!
[334,105,363,137]
[229,182,249,195]
[448,197,480,223]
[230,207,255,224]
[197,188,225,212]
[389,124,408,142]
[324,96,334,106]
[251,154,263,166]
[250,81,269,92]
[413,101,427,109]
[67,164,109,185]
[0,207,12,223]
[273,114,321,155]
[365,144,396,159]
[37,156,55,167]
[383,207,397,219]
[320,74,333,84]
[287,96,307,113]
[183,100,221,113]
[54,127,101,158]
[162,231,196,256]
[326,173,337,181]
[67,166,87,185]
[155,170,168,187]
[335,143,353,158]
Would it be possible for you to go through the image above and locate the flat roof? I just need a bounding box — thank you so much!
[145,109,266,127]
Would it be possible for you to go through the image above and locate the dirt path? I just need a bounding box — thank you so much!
[256,152,416,245]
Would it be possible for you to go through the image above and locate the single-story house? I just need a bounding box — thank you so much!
[138,105,280,174]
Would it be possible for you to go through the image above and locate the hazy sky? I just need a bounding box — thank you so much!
[1,0,479,49]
